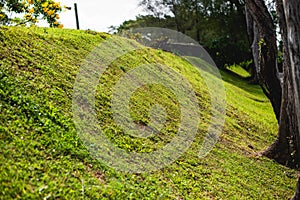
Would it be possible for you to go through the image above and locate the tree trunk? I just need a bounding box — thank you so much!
[292,177,300,200]
[284,0,300,106]
[285,0,300,195]
[245,5,259,83]
[261,0,300,168]
[283,0,300,167]
[245,0,282,121]
[246,0,300,197]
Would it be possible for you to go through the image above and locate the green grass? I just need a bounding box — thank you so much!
[0,26,297,199]
[225,64,251,78]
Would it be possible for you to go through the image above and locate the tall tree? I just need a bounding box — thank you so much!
[260,0,300,168]
[246,0,300,198]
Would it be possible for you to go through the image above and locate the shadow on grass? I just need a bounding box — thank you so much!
[220,69,265,98]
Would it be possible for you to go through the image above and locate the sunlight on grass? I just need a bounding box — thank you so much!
[0,26,297,199]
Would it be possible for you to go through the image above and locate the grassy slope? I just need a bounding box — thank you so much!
[0,26,297,199]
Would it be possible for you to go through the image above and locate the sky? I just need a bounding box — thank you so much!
[47,0,146,32]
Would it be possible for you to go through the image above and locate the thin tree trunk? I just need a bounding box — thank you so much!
[245,0,282,121]
[245,5,259,83]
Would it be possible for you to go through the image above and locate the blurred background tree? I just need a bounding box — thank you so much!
[114,0,251,69]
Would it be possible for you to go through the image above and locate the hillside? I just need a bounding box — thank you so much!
[0,26,297,199]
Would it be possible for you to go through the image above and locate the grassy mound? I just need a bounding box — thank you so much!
[0,26,297,199]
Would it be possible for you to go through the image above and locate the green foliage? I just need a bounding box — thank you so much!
[113,15,177,33]
[0,26,297,199]
[0,0,64,27]
[121,0,252,68]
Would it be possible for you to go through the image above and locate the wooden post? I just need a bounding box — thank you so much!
[74,3,80,30]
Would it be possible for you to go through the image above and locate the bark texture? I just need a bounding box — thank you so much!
[283,0,300,113]
[261,0,300,168]
[245,0,282,121]
[245,4,259,83]
[292,177,300,200]
[271,0,300,168]
[283,0,300,167]
[246,0,300,198]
